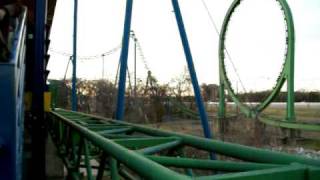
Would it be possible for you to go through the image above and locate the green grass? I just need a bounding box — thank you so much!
[263,107,320,122]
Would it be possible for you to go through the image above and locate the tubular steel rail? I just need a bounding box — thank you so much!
[218,0,320,132]
[50,109,320,179]
[219,0,295,120]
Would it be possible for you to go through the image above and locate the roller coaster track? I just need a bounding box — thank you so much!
[1,0,319,179]
[218,0,320,132]
[49,109,320,179]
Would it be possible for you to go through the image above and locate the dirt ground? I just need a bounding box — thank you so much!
[148,107,320,160]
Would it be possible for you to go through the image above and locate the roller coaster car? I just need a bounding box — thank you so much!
[0,3,22,62]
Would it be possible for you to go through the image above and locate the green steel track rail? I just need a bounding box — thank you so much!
[49,109,320,179]
[219,0,295,119]
[218,0,320,132]
[259,116,320,132]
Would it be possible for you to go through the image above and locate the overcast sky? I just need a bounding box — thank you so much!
[48,0,320,92]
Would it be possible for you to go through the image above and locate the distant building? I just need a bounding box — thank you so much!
[201,84,219,102]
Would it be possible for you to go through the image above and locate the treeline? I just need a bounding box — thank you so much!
[235,91,320,102]
[49,75,198,123]
[49,78,319,123]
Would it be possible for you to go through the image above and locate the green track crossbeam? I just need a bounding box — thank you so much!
[49,109,320,179]
[259,116,320,132]
[196,165,313,180]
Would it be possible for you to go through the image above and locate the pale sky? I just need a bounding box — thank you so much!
[48,0,320,92]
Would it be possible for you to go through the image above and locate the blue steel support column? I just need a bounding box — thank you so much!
[115,0,134,120]
[72,0,78,111]
[171,0,214,153]
[32,0,47,178]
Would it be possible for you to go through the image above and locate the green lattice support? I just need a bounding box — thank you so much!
[48,109,320,179]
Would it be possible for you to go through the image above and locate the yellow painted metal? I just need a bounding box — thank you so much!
[44,92,52,112]
[24,92,32,111]
[24,92,52,112]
